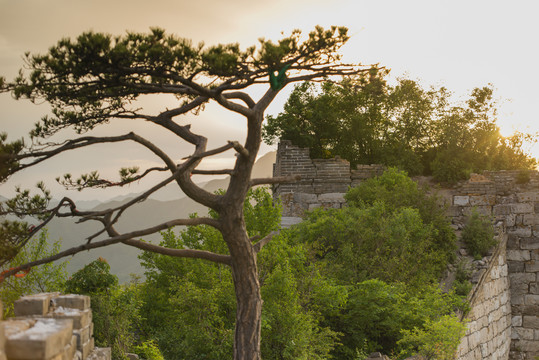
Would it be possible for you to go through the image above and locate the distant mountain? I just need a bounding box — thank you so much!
[44,151,276,282]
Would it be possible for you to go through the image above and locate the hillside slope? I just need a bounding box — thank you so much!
[46,151,276,282]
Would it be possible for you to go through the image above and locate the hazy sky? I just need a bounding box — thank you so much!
[1,0,538,200]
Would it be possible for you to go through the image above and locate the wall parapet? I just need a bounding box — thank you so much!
[0,293,111,360]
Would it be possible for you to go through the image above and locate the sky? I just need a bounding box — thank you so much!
[1,0,539,201]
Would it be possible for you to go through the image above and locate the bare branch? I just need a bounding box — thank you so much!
[0,216,226,280]
[223,92,255,109]
[122,239,231,265]
[228,141,249,158]
[192,169,234,175]
[253,231,278,253]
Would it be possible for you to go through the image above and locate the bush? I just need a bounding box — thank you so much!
[461,209,496,259]
[453,259,473,297]
[397,314,467,360]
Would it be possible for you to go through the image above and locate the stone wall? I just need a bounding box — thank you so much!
[445,172,539,360]
[273,141,539,360]
[456,232,512,359]
[0,293,110,360]
[273,140,384,226]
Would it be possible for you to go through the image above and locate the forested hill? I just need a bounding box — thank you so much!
[45,151,276,282]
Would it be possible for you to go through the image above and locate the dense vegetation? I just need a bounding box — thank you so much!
[263,71,536,182]
[2,171,470,359]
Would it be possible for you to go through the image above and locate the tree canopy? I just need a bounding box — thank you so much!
[263,71,536,181]
[0,26,370,359]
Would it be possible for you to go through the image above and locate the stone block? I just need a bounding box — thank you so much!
[511,202,534,214]
[14,293,57,317]
[73,326,91,348]
[87,348,111,360]
[517,339,539,352]
[493,204,512,216]
[53,295,90,311]
[2,319,35,337]
[53,308,91,330]
[523,213,539,226]
[509,226,532,238]
[317,193,346,202]
[454,195,470,206]
[65,335,77,360]
[521,237,539,250]
[463,205,491,216]
[517,192,539,202]
[525,260,539,272]
[81,338,93,360]
[507,250,531,261]
[470,195,496,206]
[5,318,73,360]
[510,272,536,286]
[523,315,539,329]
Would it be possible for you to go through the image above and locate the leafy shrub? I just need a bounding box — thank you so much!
[327,280,467,358]
[134,340,164,360]
[397,314,467,360]
[453,260,473,297]
[345,168,457,267]
[461,209,496,259]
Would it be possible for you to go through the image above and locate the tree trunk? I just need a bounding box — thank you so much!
[224,222,262,360]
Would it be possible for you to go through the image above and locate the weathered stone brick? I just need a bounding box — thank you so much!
[517,192,539,202]
[521,237,539,250]
[14,293,57,317]
[508,226,532,238]
[493,204,512,215]
[53,295,90,311]
[507,250,531,261]
[87,347,112,360]
[5,319,73,360]
[454,195,470,206]
[53,308,91,330]
[511,202,534,214]
[523,315,539,329]
[525,260,539,273]
[73,326,91,348]
[470,195,496,206]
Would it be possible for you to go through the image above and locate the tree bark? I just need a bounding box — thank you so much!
[224,220,262,360]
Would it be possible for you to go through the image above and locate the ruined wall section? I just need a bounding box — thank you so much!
[0,294,111,360]
[445,173,539,360]
[273,140,383,226]
[456,232,511,360]
[273,141,539,359]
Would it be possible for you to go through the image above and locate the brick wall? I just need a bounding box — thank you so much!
[0,293,110,360]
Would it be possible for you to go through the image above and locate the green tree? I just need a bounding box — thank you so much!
[0,230,67,317]
[65,258,142,360]
[139,188,340,359]
[281,169,465,358]
[0,26,369,359]
[264,76,536,180]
